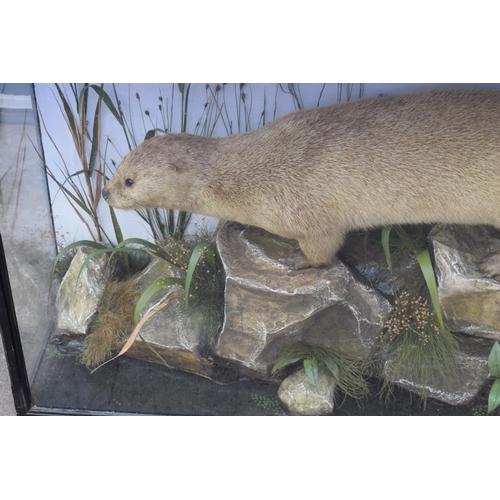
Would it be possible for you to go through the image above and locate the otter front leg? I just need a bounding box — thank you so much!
[281,232,346,269]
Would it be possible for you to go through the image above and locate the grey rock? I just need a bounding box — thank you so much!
[278,367,336,416]
[214,222,392,379]
[57,247,111,334]
[430,224,500,340]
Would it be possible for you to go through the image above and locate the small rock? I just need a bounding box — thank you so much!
[52,332,87,355]
[278,368,336,416]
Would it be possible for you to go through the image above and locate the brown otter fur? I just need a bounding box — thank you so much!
[103,88,500,268]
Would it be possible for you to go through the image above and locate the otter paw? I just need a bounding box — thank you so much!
[279,250,312,270]
[478,251,500,279]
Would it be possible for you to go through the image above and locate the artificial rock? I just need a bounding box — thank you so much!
[57,247,111,334]
[278,367,336,416]
[430,224,500,341]
[124,258,232,382]
[380,334,492,406]
[213,222,392,379]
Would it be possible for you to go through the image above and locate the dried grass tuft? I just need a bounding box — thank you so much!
[81,276,141,369]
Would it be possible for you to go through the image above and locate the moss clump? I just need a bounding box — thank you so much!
[251,395,287,416]
[81,276,142,369]
[471,406,488,416]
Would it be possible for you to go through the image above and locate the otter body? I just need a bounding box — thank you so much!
[103,88,500,268]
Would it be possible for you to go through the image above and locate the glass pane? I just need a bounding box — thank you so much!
[0,83,56,386]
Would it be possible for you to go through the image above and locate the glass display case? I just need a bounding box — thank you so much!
[1,83,498,416]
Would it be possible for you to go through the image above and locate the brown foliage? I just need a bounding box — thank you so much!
[81,277,141,368]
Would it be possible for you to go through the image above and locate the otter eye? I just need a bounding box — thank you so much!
[125,178,134,187]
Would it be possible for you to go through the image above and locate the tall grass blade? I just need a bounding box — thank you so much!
[111,237,170,261]
[54,84,78,139]
[111,83,133,150]
[134,277,185,324]
[88,86,102,174]
[175,210,191,240]
[381,225,393,274]
[109,206,124,245]
[185,242,214,306]
[138,333,170,368]
[48,171,95,216]
[90,84,124,126]
[416,249,445,332]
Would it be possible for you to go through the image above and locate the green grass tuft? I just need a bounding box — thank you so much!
[379,290,460,406]
[272,344,371,401]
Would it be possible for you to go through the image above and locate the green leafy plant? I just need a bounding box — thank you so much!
[58,234,219,315]
[382,225,445,332]
[272,344,370,400]
[380,224,461,405]
[49,237,154,288]
[487,340,500,415]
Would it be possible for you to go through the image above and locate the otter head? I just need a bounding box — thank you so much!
[103,134,204,211]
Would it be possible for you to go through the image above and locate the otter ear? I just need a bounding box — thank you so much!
[168,161,187,172]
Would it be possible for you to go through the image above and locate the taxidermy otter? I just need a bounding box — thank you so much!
[103,88,500,269]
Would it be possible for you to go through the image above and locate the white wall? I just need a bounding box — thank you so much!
[35,83,500,247]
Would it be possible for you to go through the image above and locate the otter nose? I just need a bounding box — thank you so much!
[102,188,109,201]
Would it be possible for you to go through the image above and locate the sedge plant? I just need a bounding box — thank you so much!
[380,225,460,404]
